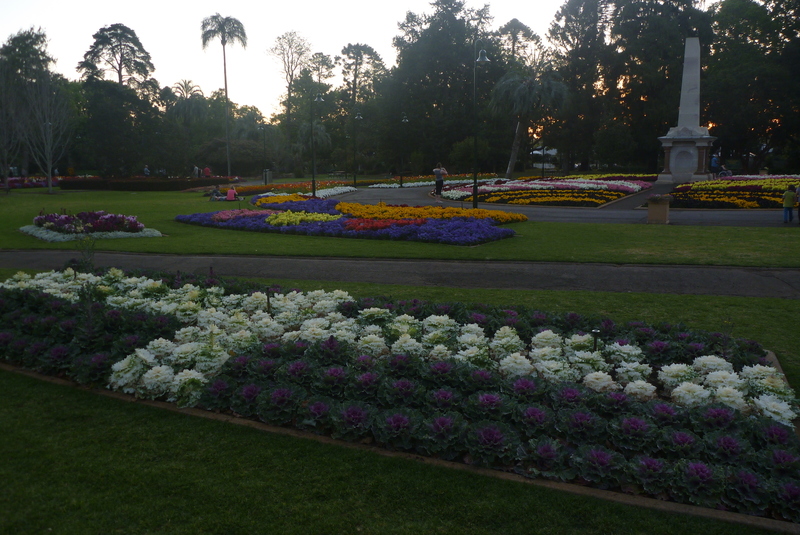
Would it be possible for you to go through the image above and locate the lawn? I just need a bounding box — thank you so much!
[1,187,798,534]
[1,189,798,267]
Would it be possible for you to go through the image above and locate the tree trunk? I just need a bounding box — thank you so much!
[505,119,526,179]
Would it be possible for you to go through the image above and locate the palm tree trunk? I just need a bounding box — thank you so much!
[223,44,231,177]
[505,119,526,179]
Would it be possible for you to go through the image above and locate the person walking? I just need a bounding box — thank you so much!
[782,186,796,223]
[433,162,448,204]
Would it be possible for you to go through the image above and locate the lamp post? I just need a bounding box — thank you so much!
[258,125,267,184]
[311,93,323,197]
[400,113,409,188]
[352,112,362,187]
[472,40,489,209]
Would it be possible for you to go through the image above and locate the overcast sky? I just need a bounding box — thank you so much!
[2,0,564,117]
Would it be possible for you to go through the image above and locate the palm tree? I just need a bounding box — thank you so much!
[201,14,247,177]
[491,52,566,179]
[172,79,204,100]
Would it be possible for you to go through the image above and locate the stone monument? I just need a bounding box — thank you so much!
[656,37,715,184]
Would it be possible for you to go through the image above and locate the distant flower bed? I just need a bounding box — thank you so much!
[176,199,525,246]
[20,211,162,242]
[5,176,61,188]
[671,176,800,209]
[369,174,499,189]
[2,267,800,523]
[443,176,655,207]
[234,181,353,196]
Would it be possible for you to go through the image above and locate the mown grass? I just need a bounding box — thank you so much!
[1,189,797,267]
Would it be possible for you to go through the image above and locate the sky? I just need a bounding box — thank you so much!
[1,0,564,117]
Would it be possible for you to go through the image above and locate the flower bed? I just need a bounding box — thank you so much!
[368,174,499,189]
[20,211,162,242]
[233,181,353,196]
[175,198,525,246]
[671,176,800,209]
[1,267,799,523]
[5,176,61,188]
[443,175,655,207]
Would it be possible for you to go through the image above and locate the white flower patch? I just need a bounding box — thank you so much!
[427,344,452,361]
[387,314,422,339]
[658,363,699,389]
[614,361,652,385]
[713,387,749,411]
[565,333,595,353]
[531,330,563,349]
[457,331,488,349]
[391,334,426,357]
[170,369,208,407]
[422,330,452,348]
[249,312,285,341]
[422,314,459,335]
[358,307,394,324]
[534,360,580,383]
[529,346,564,362]
[108,348,156,394]
[624,381,658,401]
[605,342,644,363]
[452,346,492,368]
[568,351,608,375]
[489,326,525,359]
[138,365,175,399]
[145,338,177,359]
[498,352,534,377]
[703,370,744,390]
[19,225,162,242]
[751,394,798,426]
[357,334,389,357]
[583,371,620,393]
[671,382,711,407]
[692,355,734,375]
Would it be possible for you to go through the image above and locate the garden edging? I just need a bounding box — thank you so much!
[3,360,798,534]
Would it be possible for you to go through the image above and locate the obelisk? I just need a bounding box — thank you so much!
[656,37,715,184]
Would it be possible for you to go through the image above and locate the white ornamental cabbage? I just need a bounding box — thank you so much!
[751,394,798,426]
[489,326,525,359]
[658,363,699,389]
[534,360,580,383]
[427,344,452,361]
[357,334,389,357]
[170,369,208,407]
[671,382,711,407]
[531,330,563,349]
[391,334,426,357]
[422,314,458,335]
[703,370,744,390]
[565,333,595,353]
[605,342,644,363]
[529,346,564,362]
[692,355,734,375]
[713,387,749,411]
[498,352,534,377]
[623,380,658,401]
[582,371,620,393]
[614,361,652,385]
[138,365,175,398]
[568,350,608,375]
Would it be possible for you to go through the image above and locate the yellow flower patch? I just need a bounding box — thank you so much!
[253,194,309,207]
[335,202,527,223]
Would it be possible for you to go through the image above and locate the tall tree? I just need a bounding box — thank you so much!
[339,43,386,108]
[77,24,154,88]
[20,72,73,193]
[491,51,566,178]
[308,52,335,84]
[1,27,53,80]
[172,79,204,100]
[269,31,311,138]
[201,13,247,177]
[498,19,536,62]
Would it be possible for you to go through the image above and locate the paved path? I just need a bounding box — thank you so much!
[2,251,798,300]
[3,184,797,299]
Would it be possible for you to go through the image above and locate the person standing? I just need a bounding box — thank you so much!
[795,184,800,223]
[782,186,796,223]
[433,162,448,204]
[143,165,150,177]
[710,154,721,177]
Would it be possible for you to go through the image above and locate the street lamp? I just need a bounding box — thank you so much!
[352,112,363,187]
[258,125,267,184]
[400,113,409,188]
[311,93,324,197]
[472,39,489,209]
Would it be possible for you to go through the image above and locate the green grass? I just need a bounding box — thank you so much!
[2,189,798,267]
